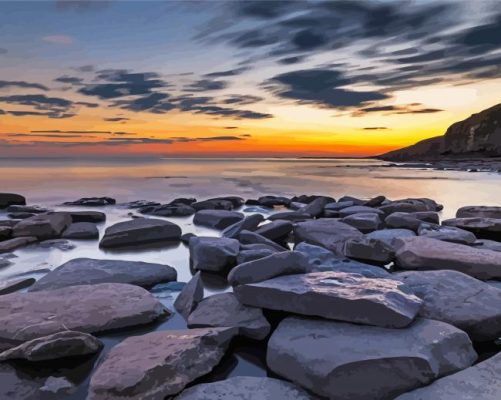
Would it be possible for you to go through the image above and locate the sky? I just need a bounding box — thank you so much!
[0,0,501,158]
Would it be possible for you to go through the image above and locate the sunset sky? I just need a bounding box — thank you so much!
[1,0,501,158]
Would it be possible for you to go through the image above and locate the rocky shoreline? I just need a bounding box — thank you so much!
[0,192,500,399]
[384,158,501,174]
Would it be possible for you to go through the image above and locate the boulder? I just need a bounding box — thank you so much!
[174,377,314,400]
[395,236,501,280]
[338,195,365,205]
[62,222,99,239]
[291,194,335,204]
[192,199,233,211]
[234,271,422,328]
[123,200,161,209]
[395,352,501,400]
[379,198,440,215]
[228,251,309,286]
[188,292,270,340]
[341,212,383,233]
[0,330,102,361]
[174,271,203,320]
[237,248,276,264]
[193,209,244,229]
[0,277,35,295]
[338,205,384,218]
[29,258,177,292]
[0,236,37,253]
[140,204,195,217]
[63,197,115,206]
[254,220,293,242]
[168,197,197,206]
[0,226,12,240]
[87,327,237,400]
[12,212,72,240]
[324,201,354,212]
[442,217,501,240]
[189,236,239,272]
[267,211,311,222]
[418,223,476,244]
[0,193,25,208]
[364,195,386,207]
[238,230,287,251]
[67,210,106,223]
[343,237,394,265]
[100,218,181,248]
[222,213,263,238]
[267,317,477,400]
[366,228,416,250]
[456,205,501,219]
[473,239,501,252]
[0,283,165,351]
[385,212,434,232]
[257,195,290,207]
[7,212,34,219]
[180,232,196,245]
[6,205,48,214]
[396,270,501,341]
[299,196,331,217]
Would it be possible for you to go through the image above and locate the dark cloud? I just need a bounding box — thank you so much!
[353,104,443,116]
[362,127,389,130]
[75,101,99,108]
[6,110,75,119]
[292,30,328,50]
[54,76,84,85]
[0,80,48,91]
[0,94,75,118]
[104,117,129,122]
[8,133,93,138]
[73,65,94,73]
[189,106,272,119]
[31,130,136,135]
[234,0,294,20]
[222,95,263,105]
[277,55,306,65]
[224,126,238,129]
[184,79,228,92]
[204,67,249,78]
[113,92,175,113]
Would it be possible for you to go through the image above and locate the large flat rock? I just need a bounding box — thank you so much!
[193,209,244,229]
[0,236,37,253]
[62,222,99,239]
[0,283,166,351]
[234,271,422,328]
[12,212,72,240]
[442,217,501,240]
[457,205,501,219]
[88,327,237,400]
[174,271,203,320]
[222,214,263,238]
[0,193,25,209]
[267,317,477,400]
[28,258,177,292]
[189,236,239,272]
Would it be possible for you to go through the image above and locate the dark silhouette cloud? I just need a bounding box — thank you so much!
[0,80,48,90]
[277,56,306,65]
[223,95,263,105]
[184,79,228,92]
[204,67,249,78]
[113,92,175,113]
[0,94,76,118]
[362,127,389,130]
[104,117,129,122]
[234,0,294,19]
[353,104,443,116]
[55,76,84,85]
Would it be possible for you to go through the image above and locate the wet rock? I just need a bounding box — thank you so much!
[169,197,197,206]
[37,238,75,251]
[237,248,276,264]
[174,271,203,320]
[366,228,416,250]
[235,271,422,328]
[180,232,196,245]
[6,205,48,214]
[223,214,264,239]
[299,196,331,217]
[100,218,181,248]
[188,292,270,340]
[243,206,272,213]
[343,237,394,265]
[29,258,177,292]
[0,226,12,240]
[140,204,195,217]
[193,209,244,229]
[257,195,290,207]
[12,212,72,240]
[338,205,384,218]
[395,236,501,280]
[189,236,239,272]
[323,201,354,213]
[338,195,365,205]
[364,195,386,207]
[385,212,433,231]
[267,317,476,400]
[0,220,18,228]
[87,327,237,400]
[379,198,441,214]
[341,212,383,233]
[456,205,501,219]
[254,220,293,243]
[63,197,115,206]
[228,251,309,286]
[418,222,476,244]
[291,194,335,204]
[0,236,37,253]
[473,239,501,252]
[62,222,99,239]
[0,193,26,208]
[68,210,106,223]
[267,211,311,222]
[122,200,161,209]
[0,330,102,361]
[442,217,501,240]
[238,230,287,251]
[192,198,233,211]
[8,212,35,219]
[0,277,35,295]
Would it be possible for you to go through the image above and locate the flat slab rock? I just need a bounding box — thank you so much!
[0,236,37,253]
[174,376,315,400]
[28,258,177,292]
[456,205,501,219]
[174,271,204,319]
[0,277,35,295]
[62,222,99,239]
[189,236,239,272]
[193,209,244,229]
[88,327,237,400]
[0,283,166,351]
[267,317,477,400]
[234,271,422,328]
[12,212,72,240]
[442,217,501,240]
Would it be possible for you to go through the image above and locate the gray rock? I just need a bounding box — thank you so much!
[12,212,72,240]
[62,222,99,239]
[237,248,276,264]
[395,236,501,280]
[343,237,394,265]
[192,199,233,211]
[385,212,434,231]
[235,271,422,328]
[0,226,12,240]
[254,220,293,242]
[299,196,331,217]
[366,228,416,250]
[324,201,354,212]
[379,200,428,215]
[228,251,309,286]
[473,239,501,252]
[8,212,34,219]
[364,195,386,207]
[87,327,237,400]
[141,204,195,217]
[418,223,476,244]
[341,212,383,233]
[123,200,161,209]
[29,258,177,292]
[456,205,501,219]
[188,293,270,340]
[267,317,477,400]
[193,209,244,229]
[189,236,239,272]
[238,230,288,251]
[100,218,181,248]
[37,238,75,251]
[395,352,501,400]
[338,195,365,205]
[222,213,264,238]
[6,205,48,214]
[0,283,165,350]
[0,330,102,361]
[64,197,115,206]
[267,211,311,222]
[0,193,25,209]
[0,278,35,295]
[180,232,196,245]
[174,271,203,320]
[0,236,37,253]
[257,195,290,207]
[174,376,314,400]
[338,205,384,217]
[68,210,106,223]
[442,217,501,240]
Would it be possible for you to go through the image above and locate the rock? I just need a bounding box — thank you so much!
[0,236,37,253]
[180,232,196,245]
[87,327,237,400]
[267,317,477,400]
[395,236,501,279]
[396,270,501,341]
[100,218,181,248]
[37,238,75,251]
[238,230,288,251]
[68,210,106,223]
[7,205,48,214]
[364,195,386,207]
[222,214,264,238]
[0,193,25,208]
[189,236,239,272]
[341,212,383,233]
[237,248,276,263]
[192,199,233,211]
[0,283,165,350]
[168,197,197,206]
[338,195,365,205]
[299,196,331,217]
[123,200,161,209]
[188,293,270,340]
[0,330,102,361]
[291,194,335,204]
[294,219,363,255]
[0,278,35,295]
[63,196,115,206]
[0,226,12,240]
[324,201,354,212]
[8,212,35,219]
[338,205,384,218]
[140,204,195,217]
[254,220,293,242]
[257,195,290,207]
[174,376,314,400]
[40,376,75,395]
[29,258,177,292]
[62,222,99,239]
[235,271,422,328]
[379,201,427,214]
[366,228,416,250]
[442,217,501,240]
[385,212,432,231]
[0,220,19,228]
[418,222,476,244]
[228,251,309,286]
[395,352,501,400]
[174,271,203,319]
[473,239,501,252]
[457,205,501,219]
[210,196,244,208]
[193,209,244,229]
[343,237,394,265]
[268,211,311,222]
[12,212,72,240]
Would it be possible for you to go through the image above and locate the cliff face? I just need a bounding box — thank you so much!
[379,103,501,161]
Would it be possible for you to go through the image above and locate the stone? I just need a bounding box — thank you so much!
[63,196,115,206]
[0,193,25,208]
[8,212,34,219]
[68,210,106,223]
[0,220,19,228]
[0,283,165,350]
[189,236,239,272]
[366,228,416,250]
[294,219,363,255]
[193,209,244,229]
[29,258,177,292]
[174,271,203,319]
[123,200,161,209]
[235,271,422,328]
[291,194,335,204]
[418,222,476,244]
[364,195,386,207]
[341,212,383,233]
[12,212,72,240]
[0,277,35,295]
[62,222,99,239]
[222,213,264,238]
[228,251,309,286]
[0,330,102,361]
[140,204,195,217]
[169,197,197,206]
[338,205,384,217]
[385,212,433,231]
[268,211,311,222]
[473,239,501,252]
[87,327,237,400]
[395,352,501,400]
[37,238,75,251]
[6,205,48,214]
[257,195,290,207]
[343,237,395,265]
[267,317,477,400]
[299,196,331,217]
[238,230,288,251]
[188,293,270,340]
[237,248,276,264]
[254,220,293,242]
[396,269,501,341]
[174,377,314,400]
[379,198,440,215]
[0,236,37,253]
[192,199,233,211]
[0,226,12,240]
[338,195,365,205]
[100,218,181,248]
[456,205,501,219]
[324,201,354,212]
[180,232,196,245]
[442,217,501,240]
